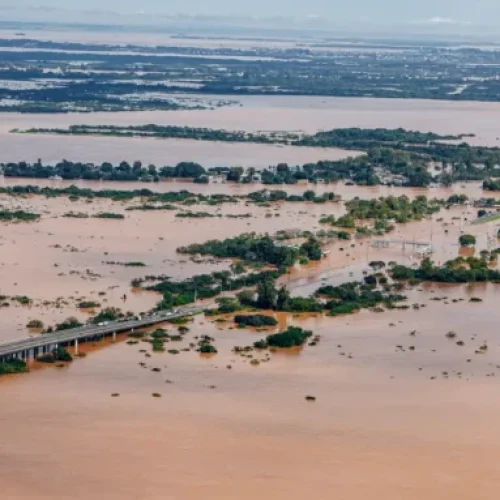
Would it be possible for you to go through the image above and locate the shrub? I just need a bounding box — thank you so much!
[26,319,44,329]
[199,344,217,354]
[234,314,278,327]
[265,326,313,348]
[0,358,28,375]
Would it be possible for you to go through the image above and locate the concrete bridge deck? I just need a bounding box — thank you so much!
[0,306,203,362]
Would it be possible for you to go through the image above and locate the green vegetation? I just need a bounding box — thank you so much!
[483,179,500,191]
[0,209,40,222]
[103,261,146,267]
[63,212,89,218]
[2,129,499,188]
[54,317,83,331]
[176,211,215,218]
[0,358,29,375]
[178,233,300,268]
[1,160,208,182]
[38,347,73,363]
[93,212,125,219]
[178,233,323,269]
[257,326,313,349]
[92,307,123,324]
[141,269,281,311]
[316,281,405,316]
[205,297,243,316]
[234,314,278,327]
[20,124,464,148]
[150,328,169,339]
[247,190,339,204]
[26,319,44,329]
[152,338,165,352]
[126,203,178,211]
[391,257,500,283]
[199,344,218,354]
[459,234,477,247]
[12,295,32,305]
[321,195,442,235]
[345,195,442,223]
[77,301,100,309]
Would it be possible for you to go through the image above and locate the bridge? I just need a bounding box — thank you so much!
[371,239,433,254]
[0,306,203,363]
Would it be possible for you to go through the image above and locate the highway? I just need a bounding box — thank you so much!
[0,306,203,361]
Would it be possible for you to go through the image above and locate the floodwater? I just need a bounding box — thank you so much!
[2,93,500,166]
[1,180,499,499]
[0,127,356,168]
[0,185,493,340]
[2,30,500,495]
[1,281,500,499]
[4,94,500,144]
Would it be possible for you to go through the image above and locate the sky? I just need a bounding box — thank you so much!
[1,0,500,32]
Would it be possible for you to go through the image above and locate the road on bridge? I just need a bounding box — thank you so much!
[0,306,203,360]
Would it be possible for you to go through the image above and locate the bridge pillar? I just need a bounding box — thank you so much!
[112,331,116,342]
[74,339,79,356]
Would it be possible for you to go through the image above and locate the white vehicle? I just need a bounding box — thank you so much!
[98,322,104,326]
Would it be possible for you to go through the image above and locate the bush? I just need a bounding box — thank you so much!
[265,326,313,348]
[234,314,278,327]
[78,301,100,309]
[199,344,217,354]
[55,317,83,331]
[459,234,476,247]
[0,358,28,375]
[38,347,73,363]
[152,338,165,352]
[26,319,44,329]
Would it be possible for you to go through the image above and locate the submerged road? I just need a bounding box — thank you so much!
[0,306,203,361]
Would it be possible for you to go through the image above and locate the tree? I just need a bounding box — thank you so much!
[303,190,316,201]
[227,167,244,182]
[459,234,476,247]
[276,285,291,310]
[236,290,255,307]
[174,162,205,178]
[369,260,386,270]
[256,279,277,309]
[301,237,323,261]
[55,317,83,331]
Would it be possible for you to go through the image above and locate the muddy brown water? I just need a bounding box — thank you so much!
[1,94,500,497]
[1,282,500,499]
[4,93,500,166]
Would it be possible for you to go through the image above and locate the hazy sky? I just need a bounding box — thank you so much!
[1,0,499,28]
